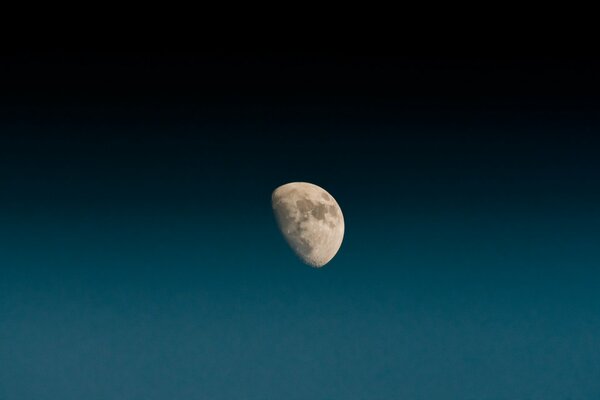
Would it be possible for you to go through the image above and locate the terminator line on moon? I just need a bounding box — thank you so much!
[272,182,345,267]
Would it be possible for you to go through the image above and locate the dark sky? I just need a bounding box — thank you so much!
[1,53,599,399]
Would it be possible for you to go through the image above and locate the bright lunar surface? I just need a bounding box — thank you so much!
[272,182,345,267]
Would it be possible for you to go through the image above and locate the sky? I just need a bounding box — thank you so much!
[1,53,599,399]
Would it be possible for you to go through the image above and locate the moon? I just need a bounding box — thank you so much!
[272,182,345,268]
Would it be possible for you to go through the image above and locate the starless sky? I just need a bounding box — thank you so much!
[1,53,599,399]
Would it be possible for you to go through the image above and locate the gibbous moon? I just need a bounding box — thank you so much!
[272,182,345,268]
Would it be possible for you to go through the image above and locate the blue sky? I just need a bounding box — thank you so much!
[1,55,599,399]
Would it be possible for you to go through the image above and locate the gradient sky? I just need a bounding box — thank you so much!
[1,54,599,399]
